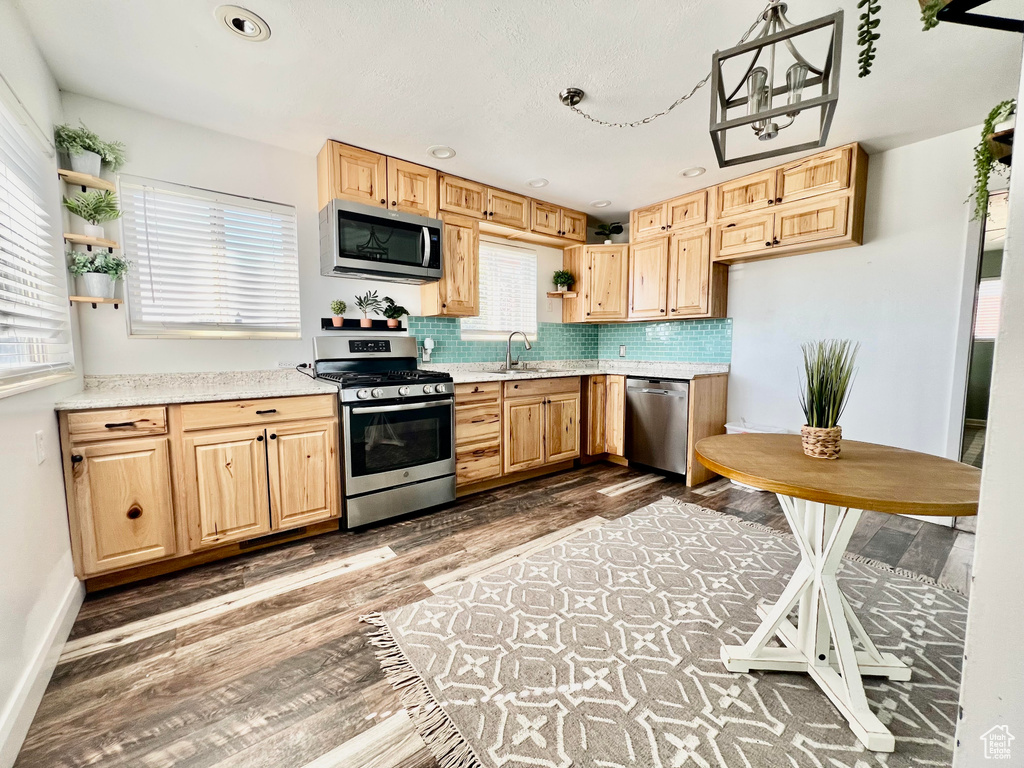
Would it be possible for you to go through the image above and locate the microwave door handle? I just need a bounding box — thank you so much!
[421,226,431,267]
[351,398,453,415]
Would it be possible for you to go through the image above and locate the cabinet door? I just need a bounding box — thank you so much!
[774,195,849,248]
[714,213,775,260]
[668,228,711,316]
[327,142,387,208]
[456,442,502,486]
[777,147,851,205]
[503,396,546,473]
[585,246,629,321]
[387,158,438,217]
[267,419,339,530]
[717,170,777,218]
[71,437,176,574]
[561,209,588,242]
[183,427,271,550]
[666,190,708,231]
[544,393,580,463]
[631,202,668,240]
[421,214,479,317]
[439,174,487,218]
[605,375,626,456]
[531,201,561,236]
[629,238,669,319]
[586,375,607,456]
[486,189,529,229]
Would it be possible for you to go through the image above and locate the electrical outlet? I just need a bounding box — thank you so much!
[619,345,627,358]
[35,430,45,465]
[546,298,553,313]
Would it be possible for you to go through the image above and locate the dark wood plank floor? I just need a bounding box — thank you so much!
[16,464,972,768]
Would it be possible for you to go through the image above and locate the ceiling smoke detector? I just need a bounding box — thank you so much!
[427,145,456,159]
[215,6,271,41]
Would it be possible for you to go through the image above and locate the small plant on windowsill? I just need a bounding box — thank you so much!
[382,297,409,328]
[63,190,120,240]
[354,290,382,328]
[330,299,347,327]
[552,270,575,293]
[67,248,130,300]
[594,221,623,244]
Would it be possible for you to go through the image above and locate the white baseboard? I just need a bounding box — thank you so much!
[0,576,84,768]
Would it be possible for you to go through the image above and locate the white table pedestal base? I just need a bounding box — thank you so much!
[720,495,911,753]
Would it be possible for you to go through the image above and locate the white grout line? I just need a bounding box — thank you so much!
[597,474,664,497]
[299,710,426,768]
[59,546,397,664]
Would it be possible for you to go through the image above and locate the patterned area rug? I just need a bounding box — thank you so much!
[363,498,967,768]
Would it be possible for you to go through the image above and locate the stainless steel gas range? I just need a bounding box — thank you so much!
[312,336,455,528]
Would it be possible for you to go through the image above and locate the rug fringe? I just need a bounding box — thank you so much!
[360,612,483,768]
[660,496,969,597]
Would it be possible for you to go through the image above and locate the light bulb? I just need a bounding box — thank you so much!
[786,63,809,114]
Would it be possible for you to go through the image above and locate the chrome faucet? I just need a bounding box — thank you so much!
[505,331,532,370]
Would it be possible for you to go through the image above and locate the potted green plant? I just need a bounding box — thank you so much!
[798,339,859,459]
[382,297,409,328]
[552,269,575,293]
[53,122,126,177]
[63,190,120,238]
[67,249,130,299]
[354,290,382,328]
[971,99,1016,221]
[329,299,347,327]
[594,222,623,245]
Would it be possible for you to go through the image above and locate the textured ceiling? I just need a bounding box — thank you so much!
[15,0,1023,219]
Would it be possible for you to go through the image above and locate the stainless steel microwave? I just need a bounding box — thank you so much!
[319,199,443,284]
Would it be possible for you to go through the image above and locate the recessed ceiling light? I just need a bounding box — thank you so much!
[679,166,706,178]
[427,145,456,159]
[526,178,549,188]
[215,5,271,41]
[590,200,612,208]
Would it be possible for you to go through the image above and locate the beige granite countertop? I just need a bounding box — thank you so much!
[54,369,338,410]
[422,359,729,384]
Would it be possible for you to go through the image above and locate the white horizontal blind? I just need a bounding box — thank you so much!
[120,175,300,337]
[0,89,73,387]
[461,239,537,340]
[973,277,1002,340]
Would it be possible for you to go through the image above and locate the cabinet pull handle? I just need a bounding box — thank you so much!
[473,449,486,456]
[104,420,136,429]
[257,435,264,442]
[256,409,277,415]
[71,454,83,464]
[726,223,736,228]
[126,505,143,520]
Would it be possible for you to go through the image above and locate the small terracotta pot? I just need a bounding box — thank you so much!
[801,425,842,459]
[360,317,373,328]
[386,318,399,328]
[331,316,344,327]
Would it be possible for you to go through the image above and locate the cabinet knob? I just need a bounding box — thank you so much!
[270,433,277,440]
[441,302,447,308]
[391,200,397,206]
[660,309,665,313]
[380,198,386,205]
[257,435,264,442]
[773,238,780,245]
[766,241,772,247]
[126,505,143,520]
[767,199,775,205]
[71,454,83,464]
[776,197,782,204]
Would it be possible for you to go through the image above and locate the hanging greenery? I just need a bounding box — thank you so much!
[920,0,946,30]
[970,99,1016,221]
[856,0,882,77]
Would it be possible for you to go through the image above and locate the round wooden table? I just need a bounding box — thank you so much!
[695,434,980,752]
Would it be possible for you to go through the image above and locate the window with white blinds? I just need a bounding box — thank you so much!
[120,175,300,338]
[973,277,1002,340]
[461,239,537,340]
[0,88,73,390]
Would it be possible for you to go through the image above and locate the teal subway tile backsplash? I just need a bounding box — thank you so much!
[407,316,732,365]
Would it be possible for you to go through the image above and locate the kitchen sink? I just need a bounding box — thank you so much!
[482,366,572,375]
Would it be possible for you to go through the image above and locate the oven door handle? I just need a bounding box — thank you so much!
[351,398,453,415]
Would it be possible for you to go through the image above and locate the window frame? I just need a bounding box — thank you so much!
[460,237,538,342]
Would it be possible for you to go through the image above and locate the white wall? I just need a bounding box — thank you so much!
[954,52,1024,767]
[0,4,84,764]
[727,127,979,456]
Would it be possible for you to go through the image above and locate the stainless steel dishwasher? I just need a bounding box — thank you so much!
[625,377,689,476]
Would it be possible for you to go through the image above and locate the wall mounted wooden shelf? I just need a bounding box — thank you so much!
[319,318,405,331]
[991,127,1014,166]
[63,233,119,250]
[58,169,116,193]
[70,296,120,309]
[546,291,578,298]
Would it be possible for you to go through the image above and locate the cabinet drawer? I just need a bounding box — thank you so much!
[68,407,168,442]
[456,442,502,485]
[504,377,580,399]
[455,381,501,404]
[455,403,501,445]
[180,395,335,431]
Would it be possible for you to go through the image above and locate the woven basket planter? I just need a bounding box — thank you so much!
[801,425,842,459]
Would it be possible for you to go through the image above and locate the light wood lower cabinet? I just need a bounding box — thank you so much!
[544,393,580,463]
[503,396,546,473]
[584,375,624,457]
[267,419,339,529]
[455,382,502,487]
[502,378,580,474]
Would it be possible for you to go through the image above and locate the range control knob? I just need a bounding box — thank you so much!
[435,383,448,394]
[398,385,410,396]
[371,388,385,399]
[422,384,435,394]
[356,389,371,400]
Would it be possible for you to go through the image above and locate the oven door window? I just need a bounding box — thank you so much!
[337,209,441,270]
[348,402,452,478]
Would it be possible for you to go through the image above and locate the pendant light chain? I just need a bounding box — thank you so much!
[566,1,776,129]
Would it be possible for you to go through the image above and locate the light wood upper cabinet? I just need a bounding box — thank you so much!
[777,146,851,205]
[605,375,625,457]
[387,158,438,218]
[439,174,487,219]
[420,214,479,317]
[666,190,708,230]
[631,202,667,240]
[586,245,630,321]
[668,228,711,316]
[717,169,777,218]
[317,141,388,210]
[183,427,272,550]
[774,195,849,247]
[531,201,561,237]
[714,212,775,260]
[629,237,669,319]
[561,209,587,242]
[71,437,177,575]
[544,393,580,463]
[487,188,529,229]
[503,396,546,474]
[267,419,339,530]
